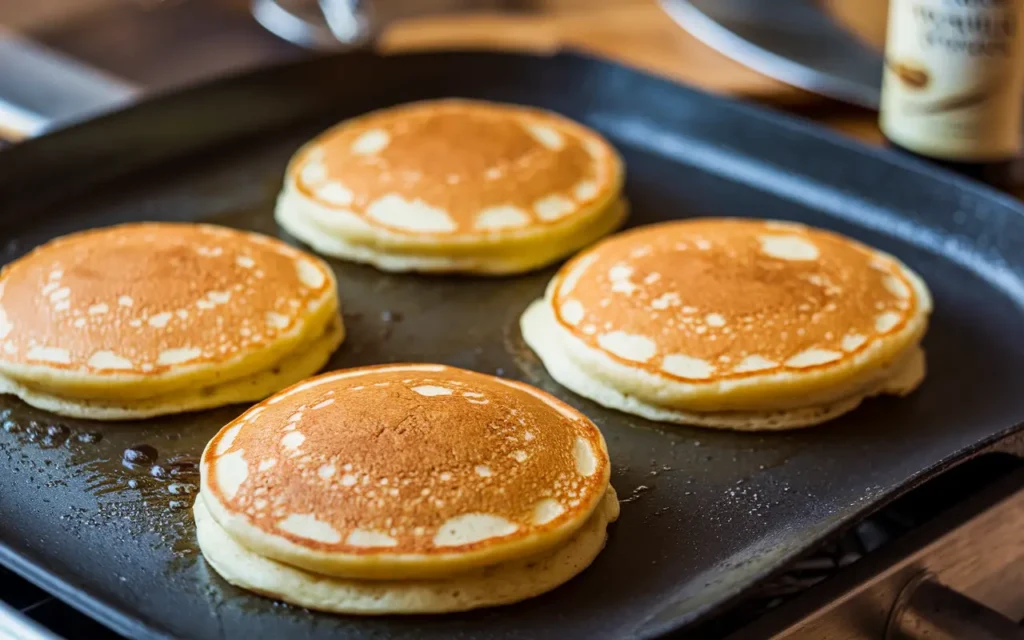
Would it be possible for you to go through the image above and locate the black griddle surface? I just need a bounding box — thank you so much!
[0,51,1023,639]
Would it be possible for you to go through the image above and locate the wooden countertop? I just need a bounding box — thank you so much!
[4,0,885,144]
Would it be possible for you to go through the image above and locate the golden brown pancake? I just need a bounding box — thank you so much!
[275,99,626,274]
[0,222,343,418]
[199,363,612,580]
[521,218,931,429]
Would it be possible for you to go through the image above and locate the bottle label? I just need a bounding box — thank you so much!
[881,0,1024,161]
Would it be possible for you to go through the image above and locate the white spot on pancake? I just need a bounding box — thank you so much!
[195,246,223,258]
[54,301,70,312]
[311,398,335,410]
[347,529,398,547]
[532,499,565,525]
[49,287,70,302]
[216,424,243,455]
[474,465,493,478]
[300,161,327,184]
[235,255,255,269]
[524,123,564,150]
[318,464,336,479]
[662,354,714,379]
[118,296,133,307]
[258,458,277,472]
[534,194,575,221]
[608,264,632,281]
[705,313,726,327]
[316,182,354,206]
[573,180,599,201]
[484,167,504,180]
[295,258,326,289]
[265,312,289,330]
[474,205,530,230]
[351,129,390,155]
[208,290,231,305]
[147,312,172,329]
[341,474,357,486]
[87,351,132,370]
[524,431,535,441]
[786,348,842,368]
[733,355,778,373]
[277,514,341,543]
[0,307,11,339]
[156,347,201,365]
[281,432,305,450]
[41,282,58,295]
[573,437,597,476]
[72,318,86,328]
[560,299,585,326]
[650,292,679,310]
[842,334,867,351]
[433,514,519,547]
[440,471,453,482]
[875,311,901,333]
[196,300,215,310]
[512,450,528,463]
[558,254,597,298]
[412,385,452,397]
[87,303,109,315]
[367,194,457,233]
[26,346,70,364]
[215,450,248,500]
[760,235,820,261]
[598,331,656,362]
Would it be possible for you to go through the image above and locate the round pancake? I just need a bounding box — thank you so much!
[194,488,618,614]
[200,364,612,580]
[275,99,626,274]
[521,219,931,429]
[0,223,341,404]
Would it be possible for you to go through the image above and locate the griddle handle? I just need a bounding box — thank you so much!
[0,29,139,143]
[887,571,1024,640]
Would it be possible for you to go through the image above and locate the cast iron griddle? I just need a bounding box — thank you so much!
[0,51,1023,640]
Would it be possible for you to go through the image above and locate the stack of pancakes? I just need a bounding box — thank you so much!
[0,223,344,420]
[522,219,931,430]
[196,364,618,613]
[275,99,626,275]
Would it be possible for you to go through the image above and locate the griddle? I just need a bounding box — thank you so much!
[0,51,1023,640]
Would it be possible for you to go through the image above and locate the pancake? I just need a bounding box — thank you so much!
[521,219,932,430]
[0,223,344,419]
[198,364,616,612]
[275,99,626,274]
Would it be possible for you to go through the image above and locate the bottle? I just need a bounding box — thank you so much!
[880,0,1024,188]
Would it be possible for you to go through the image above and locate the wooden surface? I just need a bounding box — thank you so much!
[3,0,885,144]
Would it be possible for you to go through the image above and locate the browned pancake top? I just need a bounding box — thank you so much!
[550,219,924,381]
[0,223,335,376]
[203,364,610,556]
[290,99,621,236]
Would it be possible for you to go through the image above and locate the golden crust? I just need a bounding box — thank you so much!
[200,364,611,579]
[283,99,623,242]
[0,223,336,396]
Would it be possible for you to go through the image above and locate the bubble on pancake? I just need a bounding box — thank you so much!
[534,195,575,222]
[842,334,867,351]
[433,514,519,547]
[236,255,255,269]
[118,295,133,307]
[157,347,202,366]
[704,313,726,328]
[661,354,714,379]
[560,299,585,326]
[87,303,109,315]
[351,129,390,155]
[474,205,531,231]
[608,263,638,296]
[573,437,596,476]
[883,274,911,299]
[87,350,133,370]
[651,292,680,310]
[785,348,842,368]
[316,182,355,206]
[366,194,457,233]
[523,123,565,150]
[733,354,778,373]
[759,235,820,261]
[147,311,172,329]
[277,514,342,543]
[532,499,565,524]
[26,346,70,364]
[411,385,452,397]
[875,312,901,333]
[346,528,398,547]
[474,465,493,478]
[597,331,656,363]
[216,450,248,499]
[573,180,599,202]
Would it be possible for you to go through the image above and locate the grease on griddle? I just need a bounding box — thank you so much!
[122,444,159,469]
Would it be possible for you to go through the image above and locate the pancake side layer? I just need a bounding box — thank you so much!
[194,488,618,614]
[521,300,925,430]
[0,314,344,420]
